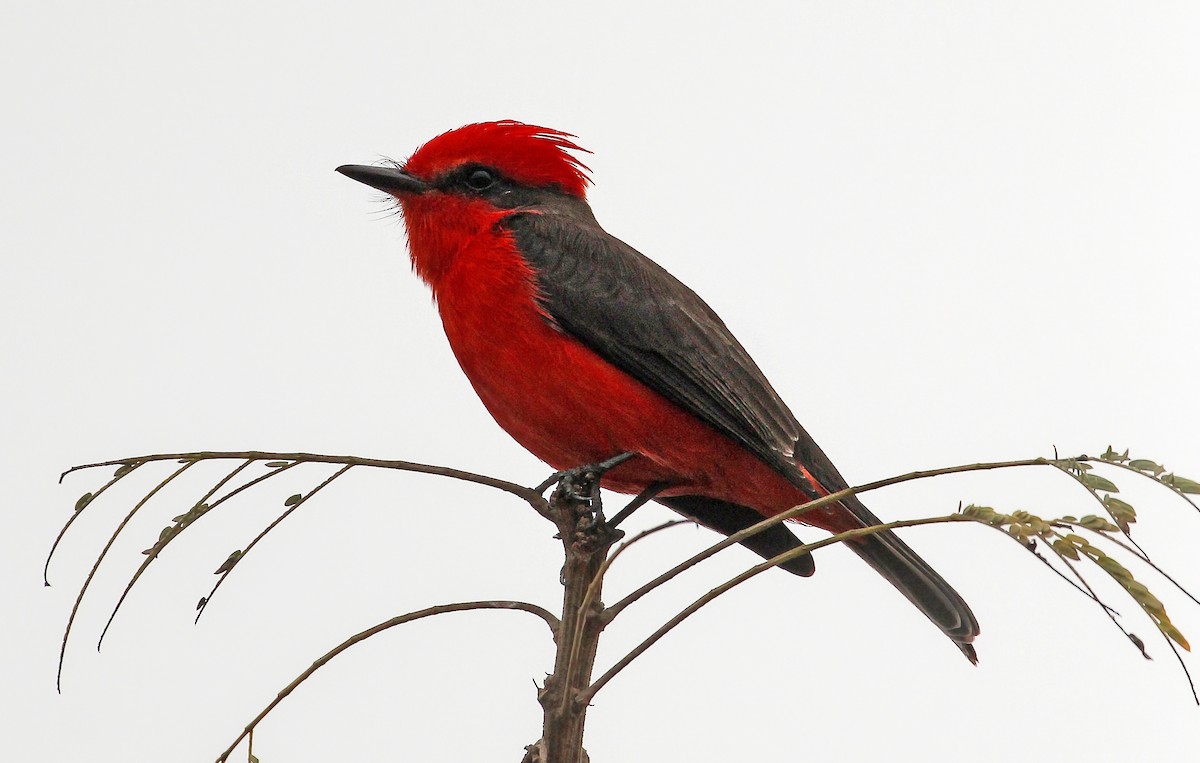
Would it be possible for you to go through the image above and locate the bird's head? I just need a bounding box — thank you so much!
[338,120,591,283]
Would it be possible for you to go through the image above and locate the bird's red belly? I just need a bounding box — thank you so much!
[433,249,811,519]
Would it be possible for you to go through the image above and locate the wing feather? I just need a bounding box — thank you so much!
[504,205,842,498]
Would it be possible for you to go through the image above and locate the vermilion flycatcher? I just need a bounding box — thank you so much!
[338,121,979,661]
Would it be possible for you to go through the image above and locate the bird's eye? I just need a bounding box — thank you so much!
[465,169,496,191]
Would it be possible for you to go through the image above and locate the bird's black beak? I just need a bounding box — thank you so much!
[336,164,429,195]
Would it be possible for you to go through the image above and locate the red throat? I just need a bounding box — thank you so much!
[399,194,510,288]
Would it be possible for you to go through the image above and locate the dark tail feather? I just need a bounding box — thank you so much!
[657,494,978,661]
[657,495,816,577]
[843,496,980,663]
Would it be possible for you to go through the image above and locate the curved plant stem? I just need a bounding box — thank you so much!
[605,457,1054,623]
[197,464,353,621]
[585,514,974,704]
[97,459,255,649]
[57,460,196,691]
[45,461,144,585]
[563,519,690,706]
[62,451,542,506]
[215,600,559,762]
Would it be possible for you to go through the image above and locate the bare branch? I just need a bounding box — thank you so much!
[45,461,144,585]
[55,451,554,689]
[604,457,1054,623]
[1013,533,1121,615]
[214,600,559,763]
[563,520,690,704]
[97,459,256,649]
[52,445,1197,761]
[1100,456,1200,515]
[196,464,353,622]
[584,514,976,704]
[1051,461,1153,559]
[1031,532,1145,653]
[61,450,545,508]
[57,460,197,692]
[1064,521,1200,609]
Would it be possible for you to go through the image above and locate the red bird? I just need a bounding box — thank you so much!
[338,121,979,661]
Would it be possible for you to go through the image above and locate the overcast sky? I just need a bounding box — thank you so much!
[4,2,1199,761]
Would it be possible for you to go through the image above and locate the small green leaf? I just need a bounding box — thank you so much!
[1078,515,1119,533]
[171,503,209,525]
[962,505,1009,526]
[1062,533,1089,548]
[284,493,302,507]
[1096,555,1133,582]
[1102,495,1136,516]
[1052,538,1080,560]
[1164,623,1191,651]
[141,526,175,556]
[1007,525,1030,541]
[962,505,993,520]
[1100,446,1129,463]
[214,550,242,575]
[1128,459,1163,474]
[1126,585,1166,618]
[1128,632,1149,658]
[1080,473,1119,493]
[1101,495,1136,533]
[1162,474,1200,494]
[264,461,289,468]
[113,462,136,477]
[74,492,94,512]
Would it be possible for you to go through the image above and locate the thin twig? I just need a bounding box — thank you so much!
[1044,528,1198,703]
[1033,534,1142,653]
[1102,459,1200,515]
[57,460,197,692]
[1065,522,1200,609]
[1015,533,1121,616]
[583,514,976,704]
[214,600,560,763]
[61,451,543,507]
[604,456,1055,623]
[1052,462,1152,559]
[45,461,144,585]
[97,459,256,649]
[197,464,353,622]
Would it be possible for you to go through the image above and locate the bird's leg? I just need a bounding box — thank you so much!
[606,481,671,529]
[537,451,638,536]
[535,451,637,497]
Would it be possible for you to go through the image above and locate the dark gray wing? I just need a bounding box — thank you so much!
[503,205,846,499]
[503,207,982,655]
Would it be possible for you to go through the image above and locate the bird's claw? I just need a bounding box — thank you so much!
[537,452,637,500]
[537,451,638,535]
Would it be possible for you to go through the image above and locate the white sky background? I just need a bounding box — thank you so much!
[3,2,1199,760]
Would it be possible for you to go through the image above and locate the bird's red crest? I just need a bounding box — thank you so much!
[404,121,591,198]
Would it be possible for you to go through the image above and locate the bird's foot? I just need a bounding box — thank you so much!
[537,452,638,539]
[536,451,637,502]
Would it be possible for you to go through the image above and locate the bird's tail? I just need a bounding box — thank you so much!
[841,496,980,663]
